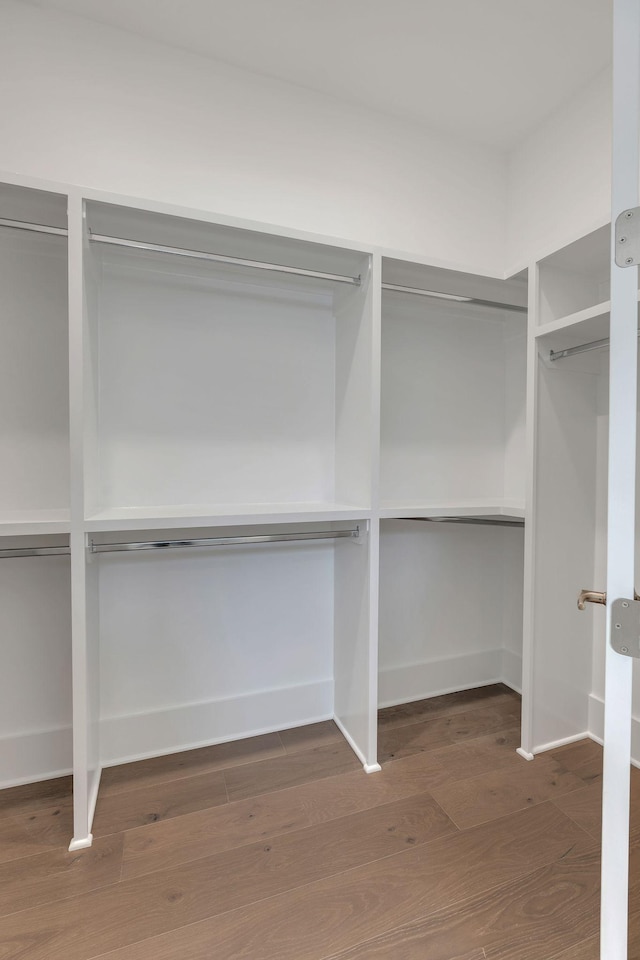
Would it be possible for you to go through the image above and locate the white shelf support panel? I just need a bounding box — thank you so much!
[601,2,640,957]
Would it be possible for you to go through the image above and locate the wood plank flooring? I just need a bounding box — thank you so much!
[0,683,635,959]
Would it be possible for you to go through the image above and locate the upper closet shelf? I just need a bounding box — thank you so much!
[535,294,640,360]
[0,509,71,537]
[84,502,372,533]
[379,501,525,522]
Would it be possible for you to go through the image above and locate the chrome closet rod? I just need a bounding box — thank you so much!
[89,233,361,286]
[549,330,640,362]
[0,217,68,237]
[382,282,527,314]
[0,545,70,559]
[90,527,361,554]
[401,517,525,528]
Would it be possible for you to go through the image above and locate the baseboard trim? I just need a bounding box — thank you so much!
[588,693,640,769]
[0,725,72,790]
[378,649,504,709]
[333,714,381,774]
[501,649,523,695]
[531,731,591,754]
[100,679,334,767]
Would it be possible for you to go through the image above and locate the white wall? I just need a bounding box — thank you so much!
[378,521,524,707]
[507,69,612,273]
[0,0,508,276]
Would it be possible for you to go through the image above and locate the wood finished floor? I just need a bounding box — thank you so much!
[0,684,635,959]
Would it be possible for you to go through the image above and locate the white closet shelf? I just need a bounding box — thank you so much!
[379,501,525,521]
[0,509,71,537]
[84,502,372,532]
[535,294,640,356]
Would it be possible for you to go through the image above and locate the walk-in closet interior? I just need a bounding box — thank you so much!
[0,4,627,887]
[1,177,534,849]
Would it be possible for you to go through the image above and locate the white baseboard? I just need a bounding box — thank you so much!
[0,725,72,790]
[501,649,523,695]
[0,681,333,783]
[100,679,334,767]
[378,649,503,709]
[588,692,640,768]
[531,731,591,754]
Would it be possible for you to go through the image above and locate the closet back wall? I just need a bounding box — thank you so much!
[0,0,507,276]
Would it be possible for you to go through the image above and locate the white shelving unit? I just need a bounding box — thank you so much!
[378,257,528,706]
[0,172,532,850]
[0,182,72,788]
[522,223,640,758]
[67,192,380,847]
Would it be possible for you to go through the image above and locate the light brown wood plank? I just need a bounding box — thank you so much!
[549,937,599,960]
[378,684,518,730]
[122,746,453,879]
[549,739,602,785]
[444,701,522,741]
[91,804,590,960]
[0,792,456,960]
[552,780,602,839]
[224,739,361,803]
[553,757,640,842]
[379,701,522,764]
[278,720,341,753]
[0,834,123,918]
[324,843,600,960]
[0,813,68,865]
[431,754,585,829]
[20,802,74,851]
[429,727,524,781]
[92,769,228,836]
[99,733,284,797]
[0,776,72,821]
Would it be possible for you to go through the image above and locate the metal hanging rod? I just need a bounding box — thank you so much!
[0,217,68,238]
[382,282,527,314]
[89,233,361,286]
[90,527,360,555]
[549,330,640,362]
[401,517,524,528]
[0,545,70,559]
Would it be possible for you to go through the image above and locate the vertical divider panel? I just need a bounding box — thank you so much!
[334,252,381,771]
[68,191,100,850]
[601,1,640,953]
[519,263,540,760]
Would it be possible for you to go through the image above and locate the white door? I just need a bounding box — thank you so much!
[600,2,640,956]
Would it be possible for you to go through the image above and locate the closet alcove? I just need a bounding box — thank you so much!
[378,257,528,709]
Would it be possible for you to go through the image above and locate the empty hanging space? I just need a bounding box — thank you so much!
[377,258,527,727]
[0,535,72,794]
[527,225,616,754]
[0,183,69,533]
[378,518,525,712]
[82,201,374,529]
[380,258,527,518]
[72,519,377,846]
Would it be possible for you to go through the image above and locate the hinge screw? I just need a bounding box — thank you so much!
[626,211,634,218]
[622,646,629,654]
[620,236,627,242]
[626,257,634,265]
[623,602,629,608]
[615,623,622,629]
